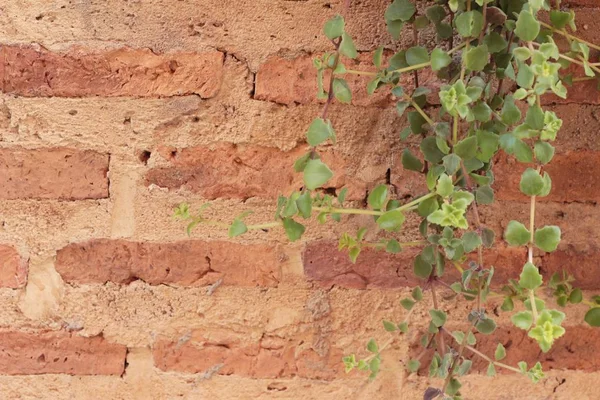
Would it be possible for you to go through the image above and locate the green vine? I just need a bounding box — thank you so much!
[175,0,600,397]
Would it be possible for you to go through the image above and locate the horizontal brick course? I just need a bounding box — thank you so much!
[55,239,281,287]
[0,147,109,200]
[0,45,223,98]
[0,331,126,375]
[0,245,27,288]
[153,332,342,380]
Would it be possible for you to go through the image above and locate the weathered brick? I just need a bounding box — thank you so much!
[153,331,342,380]
[303,241,529,289]
[0,147,109,200]
[0,331,126,375]
[565,0,599,7]
[411,325,600,374]
[146,143,367,200]
[55,239,281,287]
[0,45,223,98]
[493,151,600,203]
[254,52,440,107]
[0,245,27,288]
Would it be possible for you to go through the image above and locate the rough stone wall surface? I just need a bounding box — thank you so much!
[0,0,599,399]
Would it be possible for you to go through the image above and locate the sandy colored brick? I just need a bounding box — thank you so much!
[0,46,223,98]
[145,143,368,200]
[153,330,343,380]
[55,239,282,287]
[493,151,600,203]
[0,147,109,200]
[543,244,600,289]
[0,245,27,288]
[0,331,126,375]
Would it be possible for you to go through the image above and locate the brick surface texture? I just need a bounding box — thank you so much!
[0,1,600,399]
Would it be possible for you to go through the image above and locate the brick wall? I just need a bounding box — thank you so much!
[0,1,599,399]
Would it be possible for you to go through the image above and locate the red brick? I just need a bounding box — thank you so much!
[0,331,126,375]
[254,52,440,107]
[564,1,599,7]
[303,241,527,289]
[543,244,600,289]
[153,332,342,380]
[55,239,281,287]
[0,245,27,288]
[145,143,367,200]
[411,325,600,373]
[0,147,109,200]
[0,45,223,98]
[493,151,600,203]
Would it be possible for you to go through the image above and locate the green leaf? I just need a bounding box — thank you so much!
[517,62,534,89]
[303,159,333,190]
[446,378,462,396]
[367,338,378,353]
[377,209,406,232]
[534,225,561,252]
[454,136,478,159]
[476,318,497,334]
[306,117,335,146]
[406,46,429,66]
[408,111,427,134]
[519,262,543,290]
[487,363,496,376]
[228,219,248,237]
[296,191,312,219]
[421,137,445,163]
[484,31,508,53]
[514,139,533,163]
[385,0,416,22]
[414,255,433,279]
[412,286,423,301]
[550,10,573,30]
[512,311,533,330]
[539,172,552,197]
[400,298,415,310]
[418,197,439,217]
[442,154,461,175]
[368,185,388,209]
[585,308,600,327]
[383,320,397,332]
[385,239,401,254]
[495,343,506,361]
[407,359,420,373]
[464,44,489,72]
[429,309,447,327]
[482,227,495,248]
[520,168,544,196]
[534,141,555,164]
[515,10,540,42]
[333,78,352,104]
[436,173,454,197]
[569,288,583,304]
[501,95,522,125]
[426,5,446,24]
[457,360,472,376]
[402,148,424,172]
[283,218,306,242]
[324,15,345,39]
[398,321,409,333]
[476,186,494,205]
[373,46,383,68]
[455,10,484,38]
[430,48,452,71]
[525,106,545,130]
[504,220,530,246]
[339,32,358,59]
[462,231,482,253]
[396,101,410,117]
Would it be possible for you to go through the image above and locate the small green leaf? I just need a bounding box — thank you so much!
[504,220,530,246]
[373,46,383,68]
[414,255,433,279]
[494,343,506,361]
[401,298,415,310]
[585,308,600,327]
[462,231,482,253]
[303,159,333,190]
[534,141,555,165]
[512,311,533,330]
[569,288,583,304]
[368,185,388,209]
[306,118,335,147]
[475,186,494,205]
[402,148,424,172]
[407,359,420,373]
[333,78,352,104]
[534,225,561,252]
[457,360,472,376]
[296,191,312,219]
[386,239,402,254]
[482,227,495,248]
[454,136,478,159]
[515,10,540,42]
[464,44,489,72]
[519,262,543,290]
[398,321,409,333]
[476,318,497,334]
[324,15,345,39]
[429,309,447,327]
[367,338,378,353]
[455,10,484,38]
[430,48,452,71]
[377,209,406,232]
[339,32,358,59]
[525,106,544,130]
[383,320,397,332]
[406,46,429,66]
[520,168,544,196]
[283,218,306,242]
[443,154,461,175]
[421,137,445,163]
[436,173,454,197]
[228,219,248,237]
[412,286,423,301]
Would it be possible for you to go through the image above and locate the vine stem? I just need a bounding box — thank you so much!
[362,240,427,248]
[431,281,447,356]
[528,185,539,322]
[531,43,600,76]
[313,191,436,216]
[410,100,435,126]
[539,21,600,52]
